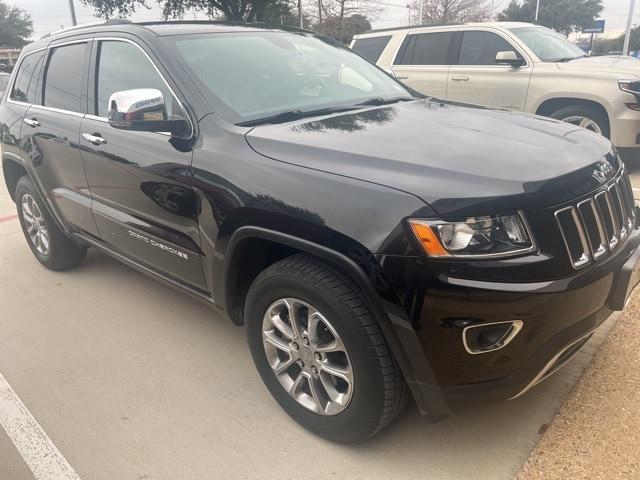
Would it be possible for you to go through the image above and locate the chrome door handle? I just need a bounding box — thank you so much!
[451,75,469,82]
[395,74,409,80]
[82,133,107,146]
[23,118,40,127]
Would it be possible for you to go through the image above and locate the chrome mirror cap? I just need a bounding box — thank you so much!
[108,88,166,127]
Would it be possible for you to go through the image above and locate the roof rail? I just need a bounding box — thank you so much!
[41,18,132,39]
[135,19,316,35]
[361,23,461,34]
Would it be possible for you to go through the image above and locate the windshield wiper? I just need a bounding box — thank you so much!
[237,106,360,127]
[355,96,415,106]
[553,55,587,62]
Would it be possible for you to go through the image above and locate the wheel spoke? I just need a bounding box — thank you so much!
[307,375,326,414]
[273,354,296,375]
[263,330,293,353]
[39,231,49,251]
[284,299,303,339]
[267,302,295,340]
[288,370,305,394]
[320,361,352,385]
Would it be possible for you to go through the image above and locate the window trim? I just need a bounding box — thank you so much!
[41,38,90,115]
[89,36,194,139]
[452,29,530,68]
[7,46,48,108]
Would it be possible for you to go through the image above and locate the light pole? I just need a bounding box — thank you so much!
[298,0,303,28]
[623,0,636,55]
[68,0,77,26]
[418,0,424,25]
[535,0,540,21]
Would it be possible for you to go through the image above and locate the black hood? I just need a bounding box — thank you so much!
[245,100,616,218]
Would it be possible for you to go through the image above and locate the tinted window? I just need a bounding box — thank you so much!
[395,32,453,65]
[44,44,87,112]
[458,31,517,65]
[352,36,391,63]
[96,41,176,118]
[10,51,46,103]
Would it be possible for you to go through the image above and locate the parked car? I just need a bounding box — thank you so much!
[0,72,10,98]
[2,20,639,443]
[352,22,640,163]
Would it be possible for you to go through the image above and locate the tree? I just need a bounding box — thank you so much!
[593,25,640,54]
[81,0,295,22]
[0,1,33,48]
[410,0,490,25]
[313,13,371,43]
[499,0,603,36]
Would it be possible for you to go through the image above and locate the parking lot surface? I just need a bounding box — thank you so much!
[0,162,636,480]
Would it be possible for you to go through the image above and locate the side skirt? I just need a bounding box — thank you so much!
[72,232,221,312]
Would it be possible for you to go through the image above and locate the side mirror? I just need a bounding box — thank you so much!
[108,88,189,136]
[495,51,524,67]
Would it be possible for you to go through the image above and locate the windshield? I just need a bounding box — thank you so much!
[164,32,413,124]
[0,75,9,92]
[509,27,586,62]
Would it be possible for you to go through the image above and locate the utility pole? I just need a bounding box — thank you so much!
[418,0,424,25]
[623,0,636,55]
[298,0,303,28]
[68,0,77,26]
[535,0,540,21]
[490,0,495,20]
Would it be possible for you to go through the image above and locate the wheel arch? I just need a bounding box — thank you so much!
[2,155,28,202]
[221,226,450,418]
[534,97,610,135]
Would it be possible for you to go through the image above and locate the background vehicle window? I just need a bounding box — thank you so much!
[96,41,176,118]
[352,36,391,63]
[395,32,453,66]
[10,51,46,104]
[43,44,86,112]
[458,31,518,65]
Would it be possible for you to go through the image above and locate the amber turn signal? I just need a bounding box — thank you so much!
[409,220,448,257]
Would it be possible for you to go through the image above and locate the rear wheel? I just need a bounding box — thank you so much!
[245,254,407,443]
[550,104,610,138]
[15,176,87,270]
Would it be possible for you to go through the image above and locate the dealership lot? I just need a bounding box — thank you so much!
[0,163,637,480]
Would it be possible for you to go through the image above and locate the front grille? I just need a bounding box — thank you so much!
[555,170,636,269]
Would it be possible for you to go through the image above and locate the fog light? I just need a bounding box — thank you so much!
[462,320,523,354]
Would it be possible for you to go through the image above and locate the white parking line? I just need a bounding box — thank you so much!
[0,372,81,480]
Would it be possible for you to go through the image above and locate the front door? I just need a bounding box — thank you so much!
[446,30,532,112]
[80,38,205,289]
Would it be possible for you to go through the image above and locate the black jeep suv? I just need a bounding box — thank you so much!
[1,20,639,443]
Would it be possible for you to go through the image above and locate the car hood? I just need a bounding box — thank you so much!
[555,55,640,76]
[245,100,615,217]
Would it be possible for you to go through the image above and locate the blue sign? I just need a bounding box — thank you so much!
[583,20,605,34]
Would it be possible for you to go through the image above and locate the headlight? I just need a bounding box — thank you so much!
[618,80,640,95]
[409,213,534,258]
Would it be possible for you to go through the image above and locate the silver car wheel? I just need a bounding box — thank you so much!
[21,194,50,256]
[262,298,354,415]
[560,115,603,135]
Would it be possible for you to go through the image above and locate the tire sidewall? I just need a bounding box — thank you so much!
[246,271,388,442]
[15,178,54,264]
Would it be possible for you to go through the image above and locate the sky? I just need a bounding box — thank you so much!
[11,0,640,40]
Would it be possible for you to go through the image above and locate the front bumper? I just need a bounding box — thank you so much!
[379,226,640,418]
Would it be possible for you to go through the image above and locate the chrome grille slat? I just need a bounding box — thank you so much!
[555,171,635,269]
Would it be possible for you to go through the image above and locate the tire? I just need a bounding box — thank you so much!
[245,254,407,443]
[15,176,87,271]
[549,104,610,138]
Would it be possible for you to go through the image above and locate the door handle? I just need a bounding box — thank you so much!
[451,75,470,82]
[395,74,409,80]
[23,118,40,127]
[82,132,107,146]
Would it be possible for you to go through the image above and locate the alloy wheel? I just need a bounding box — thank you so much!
[261,298,354,415]
[560,115,603,135]
[21,194,50,256]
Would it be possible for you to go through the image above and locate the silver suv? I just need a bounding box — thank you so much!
[352,22,640,162]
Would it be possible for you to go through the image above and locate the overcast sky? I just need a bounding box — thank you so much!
[11,0,640,40]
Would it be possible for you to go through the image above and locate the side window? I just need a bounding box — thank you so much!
[10,50,46,104]
[43,43,87,112]
[458,31,519,65]
[395,32,453,66]
[351,36,392,63]
[96,41,176,118]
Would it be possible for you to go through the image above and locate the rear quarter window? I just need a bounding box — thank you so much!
[10,50,46,103]
[351,36,392,63]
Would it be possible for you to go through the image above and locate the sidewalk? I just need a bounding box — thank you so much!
[517,292,640,480]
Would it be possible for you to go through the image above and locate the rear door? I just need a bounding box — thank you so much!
[21,38,99,236]
[80,36,205,289]
[446,29,532,111]
[391,30,456,99]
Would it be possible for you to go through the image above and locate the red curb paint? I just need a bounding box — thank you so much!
[0,214,18,224]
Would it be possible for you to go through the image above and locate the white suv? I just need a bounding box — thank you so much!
[351,22,640,162]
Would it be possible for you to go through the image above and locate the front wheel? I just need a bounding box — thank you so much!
[245,254,407,443]
[549,104,610,138]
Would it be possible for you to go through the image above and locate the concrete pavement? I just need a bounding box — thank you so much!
[0,163,636,480]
